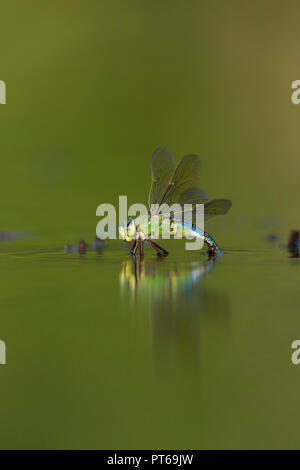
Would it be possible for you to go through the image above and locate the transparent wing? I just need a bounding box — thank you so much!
[204,199,232,219]
[148,150,231,224]
[178,187,209,206]
[163,196,232,225]
[160,187,209,219]
[159,154,201,207]
[148,147,176,206]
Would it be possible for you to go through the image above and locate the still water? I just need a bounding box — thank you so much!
[0,229,299,449]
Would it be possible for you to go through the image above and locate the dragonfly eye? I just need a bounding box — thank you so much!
[127,219,136,238]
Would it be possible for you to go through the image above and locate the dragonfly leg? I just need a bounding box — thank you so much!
[148,240,169,257]
[130,240,139,256]
[139,240,144,260]
[133,240,140,256]
[130,240,136,255]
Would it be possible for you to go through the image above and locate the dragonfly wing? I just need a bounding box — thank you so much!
[148,147,176,207]
[149,151,232,223]
[204,199,232,219]
[160,187,209,218]
[168,197,232,226]
[178,187,209,206]
[160,154,201,206]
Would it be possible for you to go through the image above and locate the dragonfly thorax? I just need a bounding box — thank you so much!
[118,215,154,242]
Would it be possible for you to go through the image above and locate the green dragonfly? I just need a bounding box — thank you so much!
[118,147,232,258]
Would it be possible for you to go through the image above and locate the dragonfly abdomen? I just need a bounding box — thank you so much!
[182,222,221,254]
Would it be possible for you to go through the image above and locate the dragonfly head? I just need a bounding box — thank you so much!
[118,218,136,242]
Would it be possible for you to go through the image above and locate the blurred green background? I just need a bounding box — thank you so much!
[1,0,300,449]
[1,0,300,232]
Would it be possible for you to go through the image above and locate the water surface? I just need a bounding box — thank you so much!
[1,230,299,449]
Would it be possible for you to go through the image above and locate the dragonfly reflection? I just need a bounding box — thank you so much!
[120,257,229,371]
[120,257,215,302]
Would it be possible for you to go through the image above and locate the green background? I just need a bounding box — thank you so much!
[1,0,300,449]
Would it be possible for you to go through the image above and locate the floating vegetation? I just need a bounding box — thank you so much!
[64,238,104,254]
[287,230,299,258]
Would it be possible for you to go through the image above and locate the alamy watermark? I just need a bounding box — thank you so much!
[291,340,300,365]
[0,340,6,365]
[0,80,6,104]
[96,196,205,250]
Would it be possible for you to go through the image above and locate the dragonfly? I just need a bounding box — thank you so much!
[118,147,232,259]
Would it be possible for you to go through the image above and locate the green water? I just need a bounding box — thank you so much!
[1,227,300,449]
